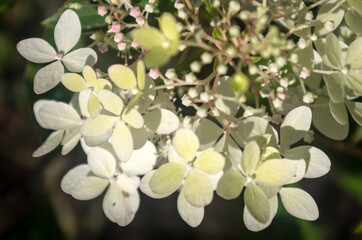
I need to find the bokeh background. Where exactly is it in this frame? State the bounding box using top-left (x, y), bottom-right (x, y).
top-left (1, 0), bottom-right (362, 239)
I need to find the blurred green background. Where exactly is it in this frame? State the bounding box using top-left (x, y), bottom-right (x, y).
top-left (0, 0), bottom-right (362, 239)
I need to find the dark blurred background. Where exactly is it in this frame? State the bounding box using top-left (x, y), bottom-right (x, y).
top-left (0, 0), bottom-right (362, 239)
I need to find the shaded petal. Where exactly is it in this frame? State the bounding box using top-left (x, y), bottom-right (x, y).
top-left (216, 168), bottom-right (246, 200)
top-left (241, 141), bottom-right (260, 176)
top-left (108, 64), bottom-right (137, 90)
top-left (143, 109), bottom-right (179, 134)
top-left (140, 170), bottom-right (173, 199)
top-left (244, 182), bottom-right (270, 223)
top-left (88, 147), bottom-right (116, 179)
top-left (194, 150), bottom-right (225, 175)
top-left (33, 130), bottom-right (64, 157)
top-left (62, 48), bottom-right (97, 72)
top-left (183, 170), bottom-right (213, 207)
top-left (97, 89), bottom-right (124, 115)
top-left (81, 114), bottom-right (116, 137)
top-left (150, 162), bottom-right (186, 195)
top-left (111, 122), bottom-right (133, 162)
top-left (122, 108), bottom-right (144, 129)
top-left (255, 159), bottom-right (296, 187)
top-left (34, 60), bottom-right (64, 94)
top-left (177, 189), bottom-right (204, 227)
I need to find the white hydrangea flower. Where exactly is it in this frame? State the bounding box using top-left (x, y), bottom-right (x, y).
top-left (61, 142), bottom-right (156, 226)
top-left (140, 128), bottom-right (225, 227)
top-left (17, 10), bottom-right (97, 94)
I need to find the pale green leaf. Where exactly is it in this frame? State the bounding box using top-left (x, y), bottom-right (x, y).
top-left (132, 27), bottom-right (163, 49)
top-left (159, 13), bottom-right (179, 41)
top-left (33, 130), bottom-right (64, 157)
top-left (323, 72), bottom-right (345, 103)
top-left (329, 100), bottom-right (349, 125)
top-left (61, 73), bottom-right (87, 92)
top-left (280, 188), bottom-right (319, 221)
top-left (241, 141), bottom-right (260, 176)
top-left (183, 170), bottom-right (214, 207)
top-left (244, 182), bottom-right (270, 223)
top-left (122, 108), bottom-right (144, 129)
top-left (177, 189), bottom-right (204, 227)
top-left (194, 150), bottom-right (225, 174)
top-left (346, 101), bottom-right (362, 125)
top-left (137, 61), bottom-right (145, 90)
top-left (243, 195), bottom-right (278, 232)
top-left (347, 0), bottom-right (362, 15)
top-left (255, 159), bottom-right (296, 187)
top-left (150, 162), bottom-right (186, 194)
top-left (346, 37), bottom-right (362, 69)
top-left (312, 96), bottom-right (349, 140)
top-left (326, 33), bottom-right (342, 69)
top-left (144, 47), bottom-right (171, 68)
top-left (345, 9), bottom-right (362, 36)
top-left (82, 65), bottom-right (97, 85)
top-left (111, 122), bottom-right (133, 162)
top-left (280, 106), bottom-right (312, 147)
top-left (173, 128), bottom-right (199, 161)
top-left (97, 89), bottom-right (124, 115)
top-left (81, 114), bottom-right (116, 137)
top-left (108, 64), bottom-right (137, 90)
top-left (216, 168), bottom-right (246, 200)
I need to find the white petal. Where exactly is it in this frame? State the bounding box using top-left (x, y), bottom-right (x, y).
top-left (173, 128), bottom-right (199, 161)
top-left (280, 106), bottom-right (312, 147)
top-left (88, 147), bottom-right (116, 179)
top-left (54, 9), bottom-right (81, 53)
top-left (168, 145), bottom-right (188, 165)
top-left (61, 164), bottom-right (90, 194)
top-left (140, 170), bottom-right (173, 199)
top-left (17, 38), bottom-right (56, 63)
top-left (177, 189), bottom-right (204, 227)
top-left (62, 48), bottom-right (98, 72)
top-left (33, 100), bottom-right (56, 128)
top-left (102, 175), bottom-right (140, 226)
top-left (243, 195), bottom-right (278, 232)
top-left (122, 141), bottom-right (157, 175)
top-left (78, 89), bottom-right (92, 118)
top-left (244, 182), bottom-right (270, 223)
top-left (280, 188), bottom-right (319, 221)
top-left (112, 122), bottom-right (133, 162)
top-left (215, 76), bottom-right (240, 116)
top-left (183, 170), bottom-right (214, 207)
top-left (34, 60), bottom-right (64, 94)
top-left (97, 89), bottom-right (124, 115)
top-left (33, 130), bottom-right (64, 157)
top-left (61, 132), bottom-right (81, 155)
top-left (283, 146), bottom-right (331, 178)
top-left (71, 176), bottom-right (109, 200)
top-left (241, 141), bottom-right (260, 176)
top-left (39, 102), bottom-right (80, 130)
top-left (143, 109), bottom-right (179, 134)
top-left (255, 159), bottom-right (296, 187)
top-left (81, 114), bottom-right (116, 137)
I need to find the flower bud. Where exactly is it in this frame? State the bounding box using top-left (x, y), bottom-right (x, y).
top-left (231, 71), bottom-right (250, 94)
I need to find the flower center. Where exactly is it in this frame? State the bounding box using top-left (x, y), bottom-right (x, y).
top-left (55, 51), bottom-right (64, 60)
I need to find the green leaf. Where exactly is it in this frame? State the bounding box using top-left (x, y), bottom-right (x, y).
top-left (315, 0), bottom-right (345, 36)
top-left (150, 162), bottom-right (186, 194)
top-left (345, 9), bottom-right (362, 36)
top-left (183, 170), bottom-right (214, 207)
top-left (280, 106), bottom-right (312, 147)
top-left (241, 141), bottom-right (260, 176)
top-left (144, 47), bottom-right (171, 68)
top-left (108, 64), bottom-right (137, 90)
top-left (132, 27), bottom-right (164, 49)
top-left (159, 13), bottom-right (179, 41)
top-left (194, 150), bottom-right (225, 174)
top-left (137, 61), bottom-right (146, 90)
top-left (326, 33), bottom-right (342, 69)
top-left (244, 183), bottom-right (270, 224)
top-left (0, 0), bottom-right (12, 12)
top-left (323, 72), bottom-right (345, 103)
top-left (216, 168), bottom-right (246, 200)
top-left (347, 0), bottom-right (362, 15)
top-left (312, 96), bottom-right (349, 140)
top-left (346, 101), bottom-right (362, 125)
top-left (329, 100), bottom-right (349, 125)
top-left (346, 37), bottom-right (362, 69)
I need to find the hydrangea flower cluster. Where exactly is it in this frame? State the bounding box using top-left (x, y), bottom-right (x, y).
top-left (17, 0), bottom-right (362, 231)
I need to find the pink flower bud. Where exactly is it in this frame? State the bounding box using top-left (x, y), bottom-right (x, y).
top-left (130, 7), bottom-right (141, 18)
top-left (149, 69), bottom-right (160, 79)
top-left (107, 22), bottom-right (121, 33)
top-left (117, 42), bottom-right (126, 51)
top-left (113, 33), bottom-right (124, 43)
top-left (98, 6), bottom-right (107, 17)
top-left (136, 16), bottom-right (145, 25)
top-left (131, 41), bottom-right (139, 48)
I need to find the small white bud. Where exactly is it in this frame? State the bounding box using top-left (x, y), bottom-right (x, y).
top-left (174, 0), bottom-right (185, 9)
top-left (182, 95), bottom-right (193, 107)
top-left (269, 63), bottom-right (279, 73)
top-left (325, 21), bottom-right (335, 32)
top-left (248, 65), bottom-right (258, 75)
top-left (217, 65), bottom-right (228, 75)
top-left (201, 52), bottom-right (213, 64)
top-left (226, 47), bottom-right (237, 57)
top-left (229, 1), bottom-right (240, 12)
top-left (196, 107), bottom-right (208, 118)
top-left (200, 92), bottom-right (211, 102)
top-left (185, 73), bottom-right (196, 83)
top-left (105, 16), bottom-right (112, 24)
top-left (303, 92), bottom-right (315, 104)
top-left (178, 43), bottom-right (187, 51)
top-left (299, 67), bottom-right (310, 79)
top-left (239, 10), bottom-right (249, 21)
top-left (229, 25), bottom-right (240, 37)
top-left (145, 4), bottom-right (154, 13)
top-left (212, 0), bottom-right (220, 8)
top-left (190, 61), bottom-right (202, 73)
top-left (188, 87), bottom-right (199, 99)
top-left (165, 68), bottom-right (177, 80)
top-left (310, 34), bottom-right (318, 41)
top-left (305, 11), bottom-right (313, 21)
top-left (178, 9), bottom-right (188, 20)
